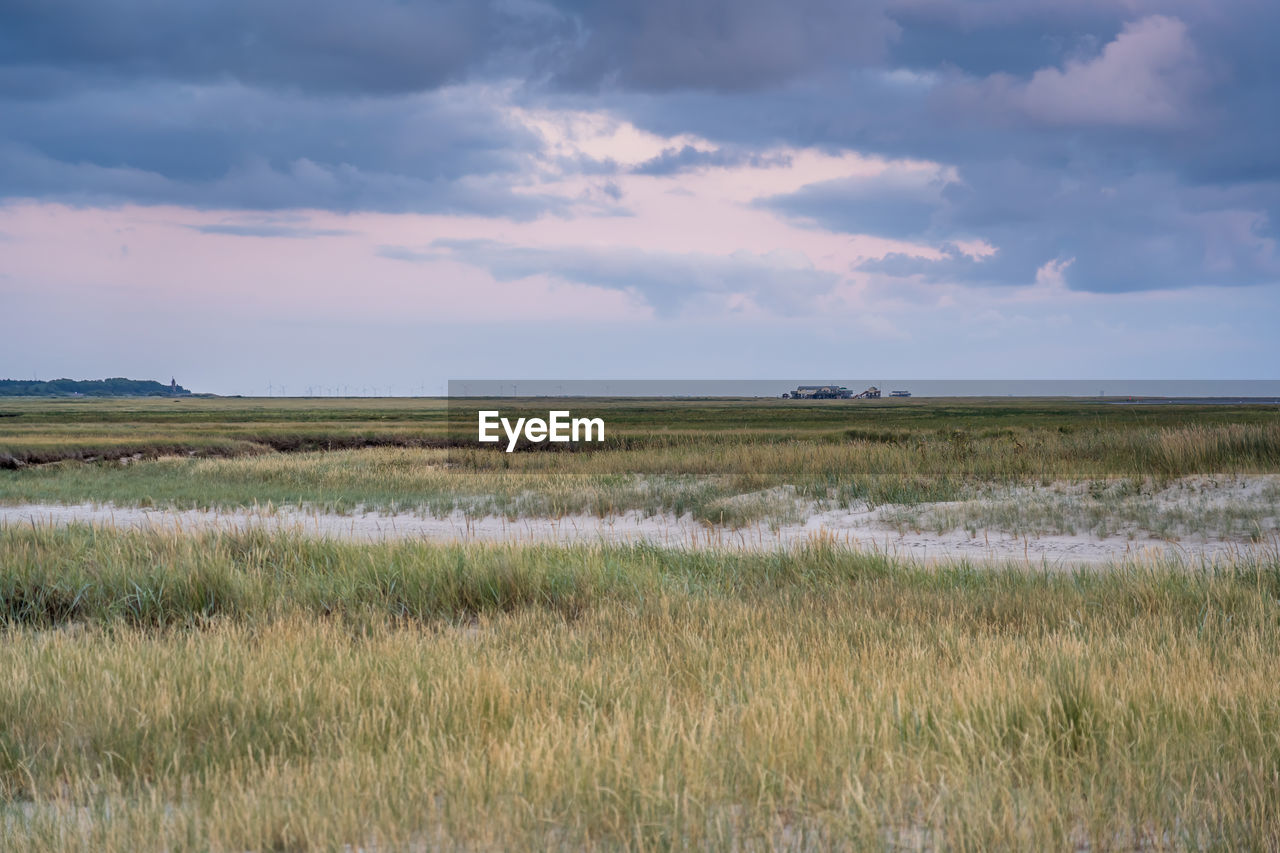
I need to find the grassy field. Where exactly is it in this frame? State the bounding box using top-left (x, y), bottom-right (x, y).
top-left (2, 525), bottom-right (1279, 850)
top-left (3, 397), bottom-right (1280, 526)
top-left (3, 398), bottom-right (1280, 849)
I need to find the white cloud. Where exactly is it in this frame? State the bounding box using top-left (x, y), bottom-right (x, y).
top-left (982, 16), bottom-right (1204, 126)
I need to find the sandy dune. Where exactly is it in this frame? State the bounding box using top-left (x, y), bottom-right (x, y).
top-left (1, 500), bottom-right (1270, 566)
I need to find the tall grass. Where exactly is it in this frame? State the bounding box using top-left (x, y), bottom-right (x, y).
top-left (2, 526), bottom-right (1279, 849)
top-left (1147, 423), bottom-right (1280, 474)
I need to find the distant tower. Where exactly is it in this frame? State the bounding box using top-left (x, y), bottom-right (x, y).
top-left (169, 377), bottom-right (178, 395)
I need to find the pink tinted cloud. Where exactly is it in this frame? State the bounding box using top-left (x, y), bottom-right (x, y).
top-left (957, 15), bottom-right (1205, 127)
top-left (0, 204), bottom-right (647, 323)
top-left (1022, 16), bottom-right (1202, 125)
top-left (1, 110), bottom-right (955, 327)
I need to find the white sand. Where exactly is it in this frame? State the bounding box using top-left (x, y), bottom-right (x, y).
top-left (1, 500), bottom-right (1269, 566)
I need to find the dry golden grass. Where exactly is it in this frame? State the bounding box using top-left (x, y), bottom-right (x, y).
top-left (1, 526), bottom-right (1278, 850)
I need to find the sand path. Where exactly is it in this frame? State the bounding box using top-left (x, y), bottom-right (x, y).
top-left (1, 501), bottom-right (1269, 566)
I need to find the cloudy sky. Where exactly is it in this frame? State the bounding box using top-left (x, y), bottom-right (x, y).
top-left (2, 0), bottom-right (1277, 394)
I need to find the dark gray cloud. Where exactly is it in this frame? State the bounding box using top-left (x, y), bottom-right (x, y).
top-left (631, 145), bottom-right (792, 176)
top-left (0, 1), bottom-right (565, 214)
top-left (6, 81), bottom-right (536, 183)
top-left (885, 0), bottom-right (1126, 77)
top-left (853, 164), bottom-right (1280, 292)
top-left (757, 166), bottom-right (950, 239)
top-left (582, 4), bottom-right (1280, 293)
top-left (0, 0), bottom-right (535, 95)
top-left (548, 0), bottom-right (898, 91)
top-left (0, 82), bottom-right (565, 216)
top-left (0, 0), bottom-right (897, 96)
top-left (2, 0), bottom-right (1278, 296)
top-left (601, 3), bottom-right (1280, 188)
top-left (189, 220), bottom-right (353, 239)
top-left (0, 138), bottom-right (568, 219)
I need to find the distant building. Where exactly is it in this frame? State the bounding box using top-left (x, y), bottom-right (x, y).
top-left (794, 385), bottom-right (853, 399)
top-left (788, 384), bottom-right (883, 400)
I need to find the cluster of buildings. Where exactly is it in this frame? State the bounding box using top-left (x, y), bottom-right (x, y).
top-left (782, 385), bottom-right (911, 399)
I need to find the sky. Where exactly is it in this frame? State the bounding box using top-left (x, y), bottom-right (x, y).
top-left (1, 0), bottom-right (1278, 395)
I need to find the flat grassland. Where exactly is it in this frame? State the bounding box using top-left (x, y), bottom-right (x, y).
top-left (2, 397), bottom-right (1280, 850)
top-left (3, 396), bottom-right (1279, 526)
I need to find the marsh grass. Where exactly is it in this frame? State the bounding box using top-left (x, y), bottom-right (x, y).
top-left (0, 396), bottom-right (451, 468)
top-left (2, 526), bottom-right (1280, 849)
top-left (3, 399), bottom-right (1279, 530)
top-left (3, 400), bottom-right (1280, 849)
top-left (882, 476), bottom-right (1280, 541)
top-left (4, 421), bottom-right (1280, 527)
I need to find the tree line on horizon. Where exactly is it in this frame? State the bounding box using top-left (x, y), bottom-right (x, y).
top-left (0, 378), bottom-right (191, 397)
